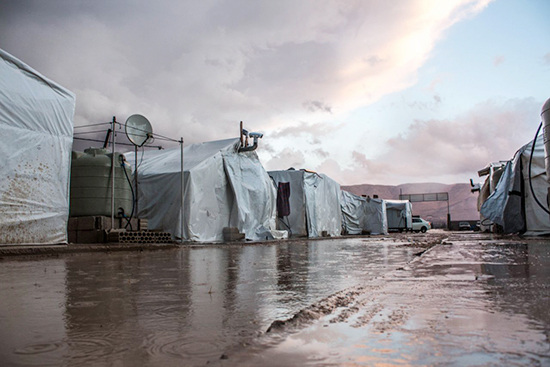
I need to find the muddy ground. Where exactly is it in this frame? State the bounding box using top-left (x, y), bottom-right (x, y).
top-left (0, 231), bottom-right (548, 366)
top-left (226, 231), bottom-right (550, 366)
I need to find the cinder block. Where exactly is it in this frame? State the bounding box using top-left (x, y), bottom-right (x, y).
top-left (77, 229), bottom-right (106, 244)
top-left (223, 232), bottom-right (245, 242)
top-left (107, 230), bottom-right (122, 243)
top-left (77, 216), bottom-right (97, 231)
top-left (96, 216), bottom-right (113, 230)
top-left (223, 227), bottom-right (240, 235)
top-left (129, 218), bottom-right (138, 230)
top-left (68, 217), bottom-right (79, 231)
top-left (68, 230), bottom-right (77, 243)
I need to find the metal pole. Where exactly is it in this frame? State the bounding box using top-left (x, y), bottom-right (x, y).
top-left (134, 145), bottom-right (138, 217)
top-left (111, 116), bottom-right (116, 230)
top-left (180, 137), bottom-right (184, 243)
top-left (447, 198), bottom-right (451, 230)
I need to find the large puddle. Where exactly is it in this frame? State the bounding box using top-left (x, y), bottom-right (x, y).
top-left (0, 238), bottom-right (419, 366)
top-left (230, 236), bottom-right (550, 366)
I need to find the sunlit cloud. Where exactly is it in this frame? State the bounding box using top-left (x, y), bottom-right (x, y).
top-left (314, 98), bottom-right (542, 185)
top-left (0, 0), bottom-right (496, 184)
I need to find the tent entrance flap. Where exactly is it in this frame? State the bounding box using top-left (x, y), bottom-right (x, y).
top-left (277, 182), bottom-right (291, 218)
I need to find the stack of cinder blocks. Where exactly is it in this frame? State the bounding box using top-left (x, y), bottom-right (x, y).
top-left (223, 227), bottom-right (245, 242)
top-left (68, 216), bottom-right (148, 244)
top-left (112, 230), bottom-right (172, 244)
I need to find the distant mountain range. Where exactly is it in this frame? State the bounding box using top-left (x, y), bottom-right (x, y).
top-left (341, 182), bottom-right (479, 226)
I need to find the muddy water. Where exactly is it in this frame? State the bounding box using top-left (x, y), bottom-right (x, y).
top-left (0, 238), bottom-right (419, 366)
top-left (233, 235), bottom-right (550, 366)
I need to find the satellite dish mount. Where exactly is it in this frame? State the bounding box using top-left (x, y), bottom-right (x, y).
top-left (125, 114), bottom-right (153, 147)
top-left (125, 114), bottom-right (153, 217)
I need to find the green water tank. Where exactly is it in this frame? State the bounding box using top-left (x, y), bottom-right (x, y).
top-left (70, 148), bottom-right (133, 217)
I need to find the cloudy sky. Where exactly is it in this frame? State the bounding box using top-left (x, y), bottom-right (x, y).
top-left (1, 0), bottom-right (549, 185)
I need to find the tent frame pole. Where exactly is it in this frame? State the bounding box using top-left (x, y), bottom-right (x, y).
top-left (180, 138), bottom-right (184, 243)
top-left (111, 116), bottom-right (116, 230)
top-left (134, 145), bottom-right (138, 216)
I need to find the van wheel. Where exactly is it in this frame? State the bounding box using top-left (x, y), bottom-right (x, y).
top-left (421, 227), bottom-right (427, 233)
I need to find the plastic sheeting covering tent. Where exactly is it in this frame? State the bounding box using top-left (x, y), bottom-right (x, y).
top-left (0, 49), bottom-right (76, 244)
top-left (480, 134), bottom-right (550, 235)
top-left (340, 190), bottom-right (388, 235)
top-left (385, 200), bottom-right (413, 231)
top-left (268, 169), bottom-right (342, 238)
top-left (126, 138), bottom-right (277, 242)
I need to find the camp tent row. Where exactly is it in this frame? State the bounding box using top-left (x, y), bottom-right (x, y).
top-left (478, 134), bottom-right (550, 235)
top-left (0, 48), bottom-right (394, 244)
top-left (131, 160), bottom-right (399, 240)
top-left (129, 151), bottom-right (388, 241)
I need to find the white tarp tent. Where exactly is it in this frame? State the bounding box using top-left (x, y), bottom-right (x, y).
top-left (340, 190), bottom-right (388, 235)
top-left (268, 169), bottom-right (342, 238)
top-left (126, 138), bottom-right (277, 242)
top-left (480, 134), bottom-right (550, 235)
top-left (385, 200), bottom-right (413, 231)
top-left (0, 49), bottom-right (76, 244)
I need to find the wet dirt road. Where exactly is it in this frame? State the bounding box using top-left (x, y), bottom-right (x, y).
top-left (228, 232), bottom-right (550, 366)
top-left (0, 237), bottom-right (426, 366)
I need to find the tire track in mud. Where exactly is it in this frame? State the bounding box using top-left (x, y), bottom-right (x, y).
top-left (265, 284), bottom-right (379, 334)
top-left (265, 234), bottom-right (445, 334)
top-left (216, 235), bottom-right (447, 364)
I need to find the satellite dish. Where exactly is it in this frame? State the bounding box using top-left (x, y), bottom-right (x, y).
top-left (125, 114), bottom-right (152, 147)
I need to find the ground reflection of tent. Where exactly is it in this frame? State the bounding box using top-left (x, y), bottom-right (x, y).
top-left (480, 134), bottom-right (550, 235)
top-left (340, 191), bottom-right (388, 235)
top-left (0, 49), bottom-right (76, 244)
top-left (126, 138), bottom-right (277, 242)
top-left (268, 169), bottom-right (342, 238)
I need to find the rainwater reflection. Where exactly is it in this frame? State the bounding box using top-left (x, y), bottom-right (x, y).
top-left (0, 238), bottom-right (416, 366)
top-left (228, 239), bottom-right (550, 366)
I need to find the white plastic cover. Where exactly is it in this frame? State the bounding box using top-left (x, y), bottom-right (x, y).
top-left (480, 160), bottom-right (520, 232)
top-left (0, 49), bottom-right (75, 244)
top-left (340, 190), bottom-right (388, 235)
top-left (269, 170), bottom-right (342, 238)
top-left (481, 134), bottom-right (550, 234)
top-left (223, 152), bottom-right (277, 240)
top-left (385, 200), bottom-right (413, 230)
top-left (126, 138), bottom-right (277, 242)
